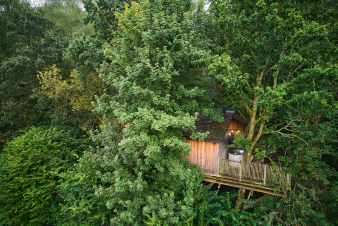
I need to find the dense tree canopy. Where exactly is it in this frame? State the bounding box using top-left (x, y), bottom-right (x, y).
top-left (60, 1), bottom-right (216, 225)
top-left (0, 127), bottom-right (87, 225)
top-left (0, 0), bottom-right (337, 225)
top-left (40, 0), bottom-right (94, 37)
top-left (209, 0), bottom-right (337, 159)
top-left (208, 0), bottom-right (338, 218)
top-left (0, 0), bottom-right (66, 144)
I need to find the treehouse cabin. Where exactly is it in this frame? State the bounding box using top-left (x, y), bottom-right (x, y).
top-left (187, 110), bottom-right (290, 196)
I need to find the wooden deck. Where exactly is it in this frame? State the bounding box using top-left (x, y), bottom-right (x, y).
top-left (204, 175), bottom-right (280, 196)
top-left (187, 140), bottom-right (291, 195)
top-left (206, 159), bottom-right (290, 196)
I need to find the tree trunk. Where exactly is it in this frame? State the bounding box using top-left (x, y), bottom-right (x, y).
top-left (235, 72), bottom-right (263, 210)
top-left (235, 188), bottom-right (246, 210)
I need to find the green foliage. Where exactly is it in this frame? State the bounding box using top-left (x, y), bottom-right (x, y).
top-left (59, 0), bottom-right (218, 225)
top-left (209, 0), bottom-right (338, 223)
top-left (253, 186), bottom-right (334, 226)
top-left (0, 0), bottom-right (337, 225)
top-left (209, 0), bottom-right (337, 122)
top-left (0, 127), bottom-right (87, 226)
top-left (230, 135), bottom-right (250, 151)
top-left (34, 65), bottom-right (102, 131)
top-left (83, 0), bottom-right (131, 40)
top-left (65, 36), bottom-right (104, 76)
top-left (58, 147), bottom-right (115, 226)
top-left (40, 0), bottom-right (94, 37)
top-left (0, 0), bottom-right (67, 144)
top-left (192, 188), bottom-right (265, 226)
top-left (270, 66), bottom-right (337, 224)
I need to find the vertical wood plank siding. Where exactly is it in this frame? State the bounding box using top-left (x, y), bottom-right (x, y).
top-left (187, 140), bottom-right (220, 175)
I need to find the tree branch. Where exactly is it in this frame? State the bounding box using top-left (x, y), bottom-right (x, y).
top-left (247, 121), bottom-right (265, 162)
top-left (247, 72), bottom-right (264, 141)
top-left (288, 63), bottom-right (304, 79)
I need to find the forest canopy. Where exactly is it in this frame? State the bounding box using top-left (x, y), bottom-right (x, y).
top-left (0, 0), bottom-right (337, 225)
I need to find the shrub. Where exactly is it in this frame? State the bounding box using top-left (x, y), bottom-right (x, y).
top-left (0, 127), bottom-right (87, 226)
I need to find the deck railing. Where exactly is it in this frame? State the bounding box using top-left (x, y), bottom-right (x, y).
top-left (187, 140), bottom-right (291, 192)
top-left (219, 159), bottom-right (291, 190)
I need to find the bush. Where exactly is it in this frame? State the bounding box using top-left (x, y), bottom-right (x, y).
top-left (191, 187), bottom-right (264, 226)
top-left (0, 127), bottom-right (87, 226)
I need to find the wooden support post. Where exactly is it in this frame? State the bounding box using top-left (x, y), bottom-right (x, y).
top-left (218, 154), bottom-right (220, 176)
top-left (247, 190), bottom-right (254, 200)
top-left (263, 164), bottom-right (267, 186)
top-left (239, 164), bottom-right (242, 181)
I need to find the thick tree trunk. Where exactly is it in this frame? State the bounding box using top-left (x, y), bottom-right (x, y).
top-left (235, 72), bottom-right (264, 210)
top-left (235, 188), bottom-right (246, 210)
top-left (247, 95), bottom-right (257, 142)
top-left (245, 72), bottom-right (264, 161)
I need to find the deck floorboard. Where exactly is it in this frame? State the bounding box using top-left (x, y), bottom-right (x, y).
top-left (204, 174), bottom-right (285, 196)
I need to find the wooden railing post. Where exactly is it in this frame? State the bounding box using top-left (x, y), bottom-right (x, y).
top-left (263, 164), bottom-right (267, 185)
top-left (286, 174), bottom-right (291, 190)
top-left (239, 163), bottom-right (242, 181)
top-left (218, 156), bottom-right (220, 176)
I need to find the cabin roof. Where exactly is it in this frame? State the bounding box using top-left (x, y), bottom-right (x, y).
top-left (224, 109), bottom-right (247, 125)
top-left (196, 117), bottom-right (225, 141)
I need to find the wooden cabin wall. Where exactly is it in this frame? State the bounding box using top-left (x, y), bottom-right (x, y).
top-left (187, 140), bottom-right (220, 175)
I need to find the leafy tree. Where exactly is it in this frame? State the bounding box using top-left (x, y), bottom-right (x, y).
top-left (259, 66), bottom-right (338, 225)
top-left (208, 0), bottom-right (338, 210)
top-left (0, 0), bottom-right (336, 225)
top-left (34, 65), bottom-right (103, 132)
top-left (0, 0), bottom-right (67, 145)
top-left (65, 35), bottom-right (105, 76)
top-left (83, 0), bottom-right (131, 40)
top-left (252, 186), bottom-right (334, 226)
top-left (40, 0), bottom-right (94, 37)
top-left (192, 188), bottom-right (266, 226)
top-left (59, 0), bottom-right (220, 225)
top-left (0, 127), bottom-right (87, 226)
top-left (209, 0), bottom-right (337, 161)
